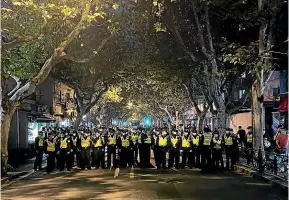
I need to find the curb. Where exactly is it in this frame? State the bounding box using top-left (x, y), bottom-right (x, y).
top-left (1, 171), bottom-right (29, 185)
top-left (234, 165), bottom-right (288, 197)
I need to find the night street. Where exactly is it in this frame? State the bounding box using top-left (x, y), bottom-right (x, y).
top-left (1, 167), bottom-right (286, 200)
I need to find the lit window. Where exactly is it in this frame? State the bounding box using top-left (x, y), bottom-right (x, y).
top-left (239, 89), bottom-right (245, 99)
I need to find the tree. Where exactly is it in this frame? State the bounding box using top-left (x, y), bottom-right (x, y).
top-left (1, 0), bottom-right (118, 175)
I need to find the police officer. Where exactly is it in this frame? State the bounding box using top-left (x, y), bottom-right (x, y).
top-left (71, 131), bottom-right (79, 168)
top-left (130, 129), bottom-right (139, 165)
top-left (57, 132), bottom-right (72, 171)
top-left (223, 128), bottom-right (234, 170)
top-left (168, 130), bottom-right (180, 169)
top-left (34, 131), bottom-right (45, 171)
top-left (245, 126), bottom-right (253, 164)
top-left (212, 131), bottom-right (224, 170)
top-left (201, 130), bottom-right (213, 170)
top-left (79, 131), bottom-right (91, 170)
top-left (107, 129), bottom-right (117, 169)
top-left (44, 133), bottom-right (56, 174)
top-left (191, 131), bottom-right (201, 168)
top-left (152, 129), bottom-right (160, 168)
top-left (119, 130), bottom-right (133, 168)
top-left (156, 130), bottom-right (168, 169)
top-left (91, 131), bottom-right (105, 169)
top-left (138, 128), bottom-right (145, 168)
top-left (180, 130), bottom-right (192, 168)
top-left (143, 130), bottom-right (152, 168)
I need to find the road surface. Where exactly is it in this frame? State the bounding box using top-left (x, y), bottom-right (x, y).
top-left (1, 167), bottom-right (286, 200)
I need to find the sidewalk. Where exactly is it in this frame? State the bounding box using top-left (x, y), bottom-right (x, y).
top-left (233, 165), bottom-right (288, 197)
top-left (1, 156), bottom-right (47, 185)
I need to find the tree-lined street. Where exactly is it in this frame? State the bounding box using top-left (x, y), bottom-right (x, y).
top-left (2, 167), bottom-right (286, 200)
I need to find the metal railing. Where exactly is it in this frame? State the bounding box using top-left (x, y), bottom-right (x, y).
top-left (237, 147), bottom-right (288, 181)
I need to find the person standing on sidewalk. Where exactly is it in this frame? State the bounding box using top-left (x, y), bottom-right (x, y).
top-left (237, 126), bottom-right (246, 147)
top-left (91, 131), bottom-right (105, 169)
top-left (57, 132), bottom-right (72, 171)
top-left (107, 129), bottom-right (117, 169)
top-left (180, 130), bottom-right (192, 169)
top-left (223, 128), bottom-right (234, 170)
top-left (79, 131), bottom-right (92, 170)
top-left (44, 133), bottom-right (56, 174)
top-left (168, 130), bottom-right (180, 169)
top-left (156, 130), bottom-right (168, 169)
top-left (191, 131), bottom-right (201, 168)
top-left (212, 131), bottom-right (224, 170)
top-left (34, 131), bottom-right (45, 172)
top-left (245, 126), bottom-right (253, 164)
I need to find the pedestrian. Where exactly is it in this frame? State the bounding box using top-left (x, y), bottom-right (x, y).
top-left (168, 130), bottom-right (180, 169)
top-left (34, 131), bottom-right (44, 172)
top-left (44, 133), bottom-right (56, 174)
top-left (237, 126), bottom-right (246, 147)
top-left (245, 126), bottom-right (253, 164)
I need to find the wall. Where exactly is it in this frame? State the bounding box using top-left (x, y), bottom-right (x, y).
top-left (230, 112), bottom-right (252, 133)
top-left (8, 110), bottom-right (29, 150)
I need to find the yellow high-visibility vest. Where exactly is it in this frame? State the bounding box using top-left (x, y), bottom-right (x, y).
top-left (60, 138), bottom-right (68, 149)
top-left (224, 136), bottom-right (233, 145)
top-left (73, 138), bottom-right (77, 146)
top-left (213, 138), bottom-right (222, 149)
top-left (108, 136), bottom-right (116, 145)
top-left (138, 135), bottom-right (142, 143)
top-left (39, 139), bottom-right (43, 147)
top-left (94, 139), bottom-right (102, 147)
top-left (47, 141), bottom-right (55, 152)
top-left (131, 135), bottom-right (138, 142)
top-left (122, 138), bottom-right (129, 147)
top-left (182, 137), bottom-right (190, 148)
top-left (145, 137), bottom-right (151, 144)
top-left (192, 136), bottom-right (199, 146)
top-left (203, 133), bottom-right (212, 146)
top-left (171, 137), bottom-right (178, 147)
top-left (247, 134), bottom-right (253, 143)
top-left (81, 137), bottom-right (90, 148)
top-left (159, 137), bottom-right (167, 147)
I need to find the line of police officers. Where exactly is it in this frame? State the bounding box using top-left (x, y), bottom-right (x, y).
top-left (34, 126), bottom-right (254, 174)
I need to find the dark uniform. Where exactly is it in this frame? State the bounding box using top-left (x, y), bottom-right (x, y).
top-left (180, 133), bottom-right (192, 168)
top-left (107, 132), bottom-right (117, 168)
top-left (211, 133), bottom-right (224, 169)
top-left (143, 132), bottom-right (152, 168)
top-left (71, 132), bottom-right (80, 167)
top-left (156, 132), bottom-right (168, 169)
top-left (223, 129), bottom-right (234, 169)
top-left (119, 133), bottom-right (133, 168)
top-left (130, 131), bottom-right (139, 165)
top-left (78, 134), bottom-right (91, 170)
top-left (245, 127), bottom-right (253, 164)
top-left (191, 132), bottom-right (201, 168)
top-left (152, 132), bottom-right (160, 168)
top-left (44, 135), bottom-right (56, 173)
top-left (34, 133), bottom-right (44, 171)
top-left (57, 134), bottom-right (72, 171)
top-left (201, 131), bottom-right (212, 169)
top-left (91, 134), bottom-right (105, 169)
top-left (168, 132), bottom-right (180, 169)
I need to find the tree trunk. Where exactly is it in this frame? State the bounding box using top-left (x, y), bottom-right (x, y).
top-left (1, 100), bottom-right (19, 176)
top-left (74, 113), bottom-right (83, 130)
top-left (197, 114), bottom-right (205, 132)
top-left (216, 106), bottom-right (226, 135)
top-left (252, 83), bottom-right (263, 152)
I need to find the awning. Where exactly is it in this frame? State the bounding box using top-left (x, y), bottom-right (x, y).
top-left (278, 95), bottom-right (288, 112)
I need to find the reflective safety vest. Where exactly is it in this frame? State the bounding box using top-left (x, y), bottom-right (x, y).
top-left (247, 134), bottom-right (253, 143)
top-left (224, 135), bottom-right (233, 145)
top-left (131, 135), bottom-right (138, 142)
top-left (203, 133), bottom-right (212, 146)
top-left (192, 136), bottom-right (199, 146)
top-left (171, 137), bottom-right (178, 147)
top-left (159, 137), bottom-right (167, 147)
top-left (47, 141), bottom-right (55, 152)
top-left (94, 139), bottom-right (102, 147)
top-left (145, 136), bottom-right (151, 144)
top-left (60, 138), bottom-right (68, 149)
top-left (39, 139), bottom-right (43, 147)
top-left (72, 138), bottom-right (77, 146)
top-left (108, 136), bottom-right (116, 145)
top-left (81, 137), bottom-right (90, 148)
top-left (121, 137), bottom-right (130, 147)
top-left (213, 138), bottom-right (222, 149)
top-left (182, 137), bottom-right (190, 148)
top-left (138, 135), bottom-right (142, 143)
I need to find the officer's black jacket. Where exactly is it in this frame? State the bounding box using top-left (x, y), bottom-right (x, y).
top-left (34, 136), bottom-right (44, 152)
top-left (168, 136), bottom-right (181, 149)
